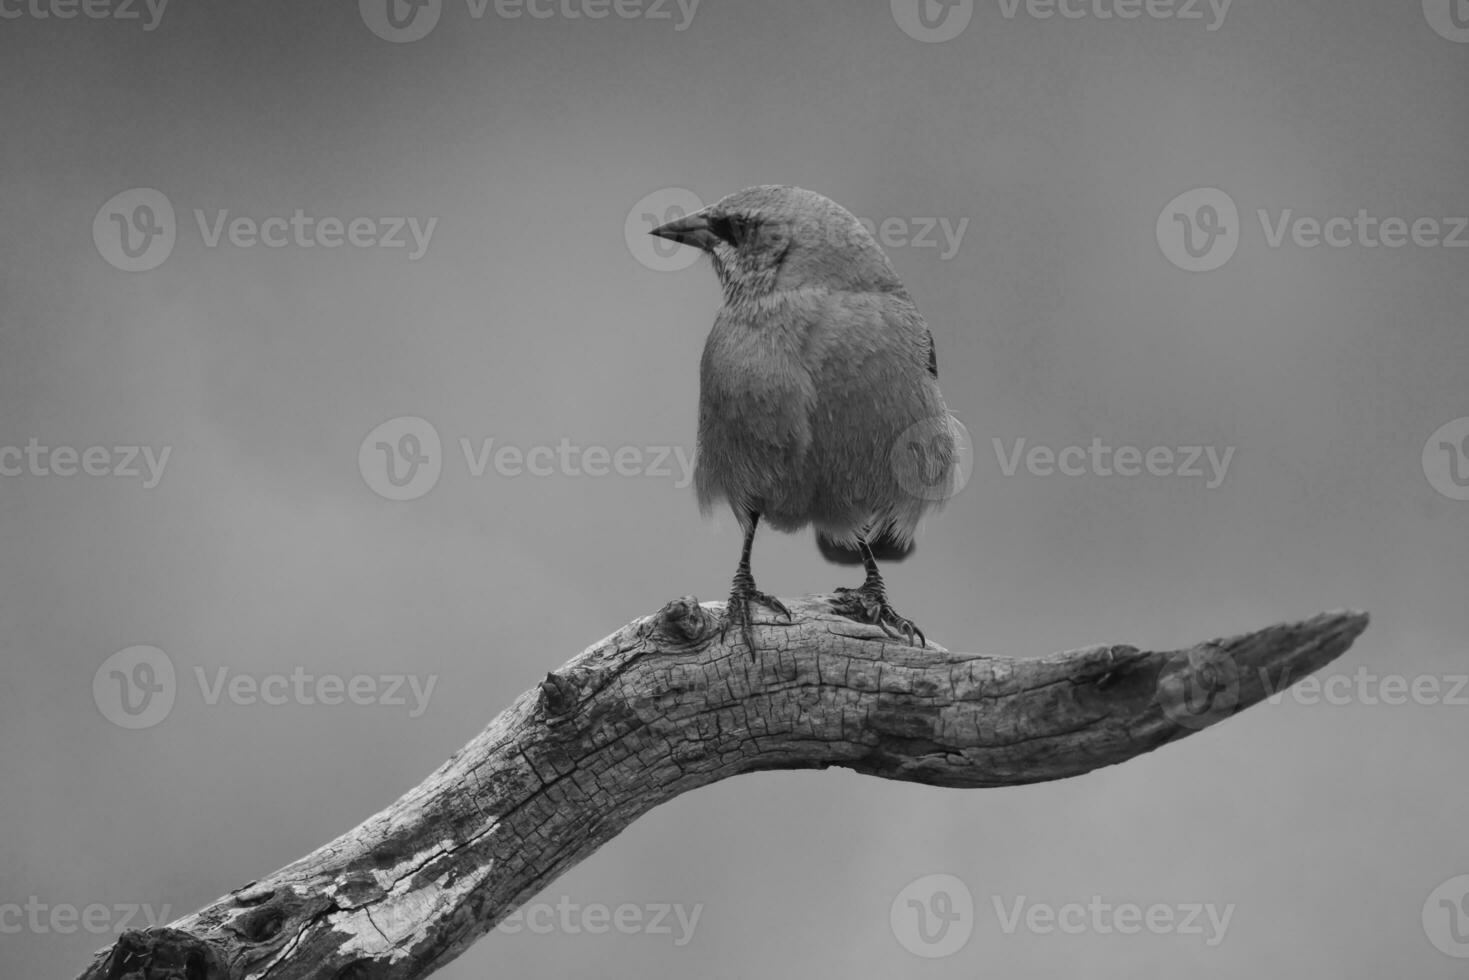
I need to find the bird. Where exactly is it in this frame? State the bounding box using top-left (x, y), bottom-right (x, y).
top-left (650, 185), bottom-right (958, 650)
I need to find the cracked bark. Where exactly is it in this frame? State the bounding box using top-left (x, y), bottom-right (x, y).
top-left (76, 597), bottom-right (1369, 980)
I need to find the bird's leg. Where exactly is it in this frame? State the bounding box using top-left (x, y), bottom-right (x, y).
top-left (721, 511), bottom-right (792, 655)
top-left (832, 534), bottom-right (927, 647)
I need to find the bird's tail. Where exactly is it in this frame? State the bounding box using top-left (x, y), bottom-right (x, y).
top-left (817, 528), bottom-right (916, 565)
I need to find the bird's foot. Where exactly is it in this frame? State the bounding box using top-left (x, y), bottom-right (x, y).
top-left (831, 585), bottom-right (927, 647)
top-left (720, 578), bottom-right (791, 656)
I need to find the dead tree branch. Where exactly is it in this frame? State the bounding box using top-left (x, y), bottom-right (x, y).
top-left (78, 598), bottom-right (1369, 980)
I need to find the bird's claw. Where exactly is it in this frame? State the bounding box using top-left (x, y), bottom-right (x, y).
top-left (832, 586), bottom-right (927, 647)
top-left (721, 587), bottom-right (791, 657)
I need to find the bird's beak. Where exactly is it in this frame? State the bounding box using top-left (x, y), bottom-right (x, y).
top-left (649, 209), bottom-right (719, 252)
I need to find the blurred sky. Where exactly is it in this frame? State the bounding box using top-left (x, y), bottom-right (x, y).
top-left (2, 1), bottom-right (1467, 977)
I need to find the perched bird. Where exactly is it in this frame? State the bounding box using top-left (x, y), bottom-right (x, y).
top-left (651, 185), bottom-right (957, 649)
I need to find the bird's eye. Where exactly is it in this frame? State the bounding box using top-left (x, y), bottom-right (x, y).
top-left (709, 213), bottom-right (748, 247)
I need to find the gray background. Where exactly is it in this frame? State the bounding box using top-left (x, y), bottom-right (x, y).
top-left (3, 0), bottom-right (1467, 976)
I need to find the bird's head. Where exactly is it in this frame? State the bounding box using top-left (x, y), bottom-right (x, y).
top-left (650, 186), bottom-right (903, 303)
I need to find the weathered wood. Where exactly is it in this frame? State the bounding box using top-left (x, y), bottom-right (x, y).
top-left (77, 597), bottom-right (1368, 980)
